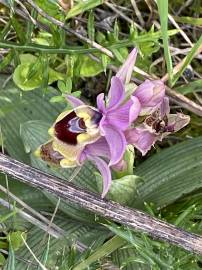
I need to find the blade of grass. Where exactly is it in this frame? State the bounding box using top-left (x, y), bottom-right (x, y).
top-left (157, 0), bottom-right (173, 84)
top-left (21, 235), bottom-right (48, 270)
top-left (72, 236), bottom-right (125, 270)
top-left (173, 16), bottom-right (202, 26)
top-left (172, 34), bottom-right (202, 86)
top-left (65, 0), bottom-right (103, 19)
top-left (4, 244), bottom-right (15, 270)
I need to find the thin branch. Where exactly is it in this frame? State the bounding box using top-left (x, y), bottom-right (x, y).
top-left (1, 153), bottom-right (202, 255)
top-left (0, 197), bottom-right (61, 238)
top-left (105, 2), bottom-right (144, 31)
top-left (25, 0), bottom-right (114, 58)
top-left (130, 0), bottom-right (145, 27)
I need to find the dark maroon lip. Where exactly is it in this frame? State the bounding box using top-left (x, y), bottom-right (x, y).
top-left (54, 111), bottom-right (86, 145)
top-left (54, 110), bottom-right (102, 145)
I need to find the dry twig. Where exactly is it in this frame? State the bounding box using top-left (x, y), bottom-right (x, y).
top-left (1, 153), bottom-right (202, 255)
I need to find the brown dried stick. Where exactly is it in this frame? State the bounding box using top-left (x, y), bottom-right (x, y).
top-left (0, 153), bottom-right (202, 255)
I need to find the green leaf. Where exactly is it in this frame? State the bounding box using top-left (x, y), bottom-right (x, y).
top-left (87, 10), bottom-right (95, 41)
top-left (13, 54), bottom-right (64, 91)
top-left (14, 217), bottom-right (107, 270)
top-left (101, 54), bottom-right (110, 73)
top-left (173, 16), bottom-right (202, 26)
top-left (0, 50), bottom-right (14, 71)
top-left (0, 75), bottom-right (64, 162)
top-left (0, 241), bottom-right (8, 249)
top-left (4, 243), bottom-right (15, 270)
top-left (172, 34), bottom-right (202, 86)
top-left (73, 236), bottom-right (125, 270)
top-left (49, 95), bottom-right (66, 103)
top-left (0, 253), bottom-right (6, 266)
top-left (66, 0), bottom-right (103, 19)
top-left (175, 79), bottom-right (202, 95)
top-left (35, 0), bottom-right (62, 19)
top-left (78, 55), bottom-right (105, 77)
top-left (96, 174), bottom-right (139, 206)
top-left (157, 0), bottom-right (173, 84)
top-left (133, 137), bottom-right (202, 208)
top-left (7, 232), bottom-right (26, 252)
top-left (10, 16), bottom-right (25, 43)
top-left (58, 78), bottom-right (72, 93)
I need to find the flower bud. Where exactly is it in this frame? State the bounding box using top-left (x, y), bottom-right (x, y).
top-left (134, 80), bottom-right (165, 115)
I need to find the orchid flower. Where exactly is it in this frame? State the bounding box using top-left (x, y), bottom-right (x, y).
top-left (36, 48), bottom-right (190, 198)
top-left (36, 49), bottom-right (140, 197)
top-left (125, 97), bottom-right (190, 155)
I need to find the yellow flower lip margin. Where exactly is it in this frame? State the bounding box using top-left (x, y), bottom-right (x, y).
top-left (36, 105), bottom-right (102, 168)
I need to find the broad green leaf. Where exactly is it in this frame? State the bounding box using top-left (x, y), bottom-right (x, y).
top-left (133, 137), bottom-right (202, 208)
top-left (78, 55), bottom-right (106, 77)
top-left (96, 174), bottom-right (139, 206)
top-left (19, 53), bottom-right (37, 64)
top-left (0, 75), bottom-right (65, 211)
top-left (13, 54), bottom-right (64, 91)
top-left (0, 75), bottom-right (64, 162)
top-left (35, 0), bottom-right (62, 19)
top-left (14, 217), bottom-right (107, 270)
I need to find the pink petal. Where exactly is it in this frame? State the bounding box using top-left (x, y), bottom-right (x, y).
top-left (133, 80), bottom-right (165, 115)
top-left (65, 95), bottom-right (84, 108)
top-left (116, 48), bottom-right (138, 84)
top-left (112, 159), bottom-right (127, 172)
top-left (125, 127), bottom-right (157, 156)
top-left (106, 97), bottom-right (141, 130)
top-left (84, 137), bottom-right (110, 158)
top-left (87, 155), bottom-right (112, 198)
top-left (96, 93), bottom-right (106, 113)
top-left (160, 97), bottom-right (170, 118)
top-left (102, 124), bottom-right (126, 166)
top-left (107, 76), bottom-right (125, 111)
top-left (129, 96), bottom-right (141, 123)
top-left (134, 80), bottom-right (155, 104)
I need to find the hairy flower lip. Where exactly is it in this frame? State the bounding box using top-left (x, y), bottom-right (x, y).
top-left (125, 97), bottom-right (190, 156)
